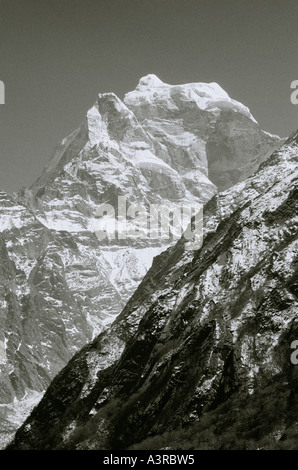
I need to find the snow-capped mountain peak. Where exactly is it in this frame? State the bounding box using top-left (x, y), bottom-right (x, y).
top-left (0, 75), bottom-right (284, 446)
top-left (125, 74), bottom-right (255, 123)
top-left (136, 73), bottom-right (166, 90)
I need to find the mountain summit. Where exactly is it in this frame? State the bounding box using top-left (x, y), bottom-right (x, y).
top-left (135, 73), bottom-right (165, 89)
top-left (0, 76), bottom-right (283, 446)
top-left (124, 75), bottom-right (282, 191)
top-left (128, 73), bottom-right (252, 118)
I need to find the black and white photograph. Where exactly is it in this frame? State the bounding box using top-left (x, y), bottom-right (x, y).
top-left (0, 0), bottom-right (297, 456)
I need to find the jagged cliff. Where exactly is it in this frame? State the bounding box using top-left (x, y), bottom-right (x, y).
top-left (7, 130), bottom-right (297, 450)
top-left (0, 75), bottom-right (282, 446)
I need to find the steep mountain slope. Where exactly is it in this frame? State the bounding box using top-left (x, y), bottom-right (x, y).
top-left (7, 130), bottom-right (297, 450)
top-left (0, 75), bottom-right (282, 446)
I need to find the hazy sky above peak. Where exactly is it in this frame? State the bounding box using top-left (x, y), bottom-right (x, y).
top-left (0, 0), bottom-right (297, 193)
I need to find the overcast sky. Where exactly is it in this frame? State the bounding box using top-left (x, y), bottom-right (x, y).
top-left (0, 0), bottom-right (297, 193)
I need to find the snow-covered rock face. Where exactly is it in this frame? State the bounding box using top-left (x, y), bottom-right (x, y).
top-left (0, 75), bottom-right (283, 444)
top-left (124, 74), bottom-right (282, 191)
top-left (7, 131), bottom-right (298, 451)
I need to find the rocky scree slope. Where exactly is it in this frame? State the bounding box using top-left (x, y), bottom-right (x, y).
top-left (7, 129), bottom-right (297, 450)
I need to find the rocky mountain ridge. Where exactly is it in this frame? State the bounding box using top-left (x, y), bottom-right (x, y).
top-left (7, 129), bottom-right (297, 450)
top-left (0, 75), bottom-right (282, 446)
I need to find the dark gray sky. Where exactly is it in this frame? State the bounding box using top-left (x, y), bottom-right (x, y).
top-left (0, 0), bottom-right (297, 193)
